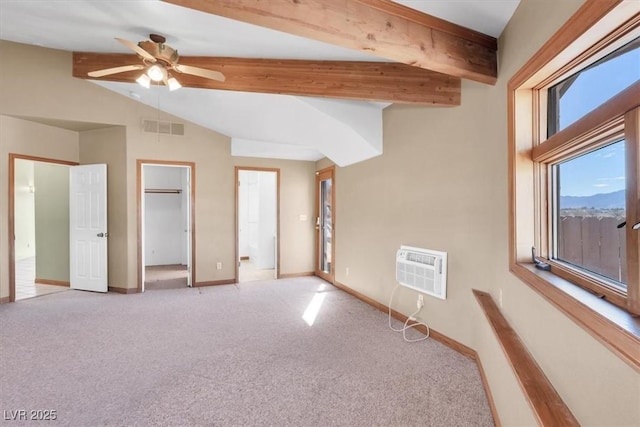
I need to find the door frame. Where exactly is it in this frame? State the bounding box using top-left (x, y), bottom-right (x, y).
top-left (315, 166), bottom-right (335, 283)
top-left (8, 153), bottom-right (78, 303)
top-left (234, 166), bottom-right (281, 283)
top-left (137, 160), bottom-right (196, 292)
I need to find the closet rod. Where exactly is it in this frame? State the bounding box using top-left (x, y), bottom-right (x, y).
top-left (144, 189), bottom-right (182, 194)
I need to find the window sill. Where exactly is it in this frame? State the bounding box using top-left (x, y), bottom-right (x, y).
top-left (511, 262), bottom-right (640, 372)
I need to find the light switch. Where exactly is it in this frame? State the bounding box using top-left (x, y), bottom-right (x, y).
top-left (299, 214), bottom-right (308, 221)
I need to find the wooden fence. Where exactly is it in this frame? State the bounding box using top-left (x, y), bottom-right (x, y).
top-left (558, 216), bottom-right (627, 283)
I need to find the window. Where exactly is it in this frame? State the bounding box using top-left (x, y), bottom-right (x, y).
top-left (532, 33), bottom-right (638, 309)
top-left (509, 1), bottom-right (639, 371)
top-left (547, 37), bottom-right (640, 136)
top-left (553, 139), bottom-right (628, 289)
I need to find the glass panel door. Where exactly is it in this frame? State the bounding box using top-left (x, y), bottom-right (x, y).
top-left (316, 168), bottom-right (334, 282)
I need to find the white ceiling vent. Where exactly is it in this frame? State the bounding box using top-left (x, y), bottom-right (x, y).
top-left (142, 119), bottom-right (185, 136)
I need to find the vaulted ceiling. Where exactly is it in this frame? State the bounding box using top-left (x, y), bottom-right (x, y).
top-left (0, 0), bottom-right (520, 165)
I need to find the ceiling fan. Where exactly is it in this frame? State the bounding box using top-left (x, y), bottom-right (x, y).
top-left (87, 34), bottom-right (225, 91)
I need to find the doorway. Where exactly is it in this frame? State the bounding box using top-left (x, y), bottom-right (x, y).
top-left (235, 167), bottom-right (279, 283)
top-left (138, 161), bottom-right (195, 291)
top-left (315, 167), bottom-right (335, 283)
top-left (9, 154), bottom-right (76, 302)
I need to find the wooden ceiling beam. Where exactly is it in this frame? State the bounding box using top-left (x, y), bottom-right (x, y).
top-left (72, 52), bottom-right (461, 106)
top-left (161, 0), bottom-right (498, 85)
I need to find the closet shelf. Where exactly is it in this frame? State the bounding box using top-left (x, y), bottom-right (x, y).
top-left (144, 188), bottom-right (182, 194)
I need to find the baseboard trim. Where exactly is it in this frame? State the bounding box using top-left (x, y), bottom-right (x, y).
top-left (108, 287), bottom-right (138, 294)
top-left (193, 279), bottom-right (236, 287)
top-left (279, 272), bottom-right (315, 279)
top-left (332, 280), bottom-right (500, 426)
top-left (0, 296), bottom-right (10, 304)
top-left (35, 278), bottom-right (70, 287)
top-left (332, 280), bottom-right (476, 357)
top-left (475, 351), bottom-right (502, 427)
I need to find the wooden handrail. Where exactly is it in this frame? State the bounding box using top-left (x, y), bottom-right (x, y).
top-left (473, 289), bottom-right (579, 426)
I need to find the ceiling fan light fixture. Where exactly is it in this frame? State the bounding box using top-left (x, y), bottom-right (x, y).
top-left (147, 64), bottom-right (165, 82)
top-left (167, 76), bottom-right (182, 91)
top-left (136, 73), bottom-right (151, 88)
top-left (91, 35), bottom-right (226, 92)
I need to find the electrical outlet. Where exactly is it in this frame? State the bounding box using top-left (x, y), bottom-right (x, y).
top-left (498, 289), bottom-right (503, 308)
top-left (417, 294), bottom-right (424, 309)
top-left (216, 262), bottom-right (222, 270)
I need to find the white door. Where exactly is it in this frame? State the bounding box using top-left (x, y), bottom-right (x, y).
top-left (185, 168), bottom-right (192, 287)
top-left (70, 164), bottom-right (108, 292)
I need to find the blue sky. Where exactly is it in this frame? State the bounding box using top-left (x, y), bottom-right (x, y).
top-left (559, 140), bottom-right (625, 197)
top-left (557, 42), bottom-right (638, 197)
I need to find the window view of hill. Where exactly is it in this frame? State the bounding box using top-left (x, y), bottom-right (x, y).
top-left (560, 189), bottom-right (625, 218)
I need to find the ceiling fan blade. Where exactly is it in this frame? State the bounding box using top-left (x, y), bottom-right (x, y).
top-left (88, 64), bottom-right (145, 78)
top-left (174, 64), bottom-right (226, 82)
top-left (115, 37), bottom-right (156, 63)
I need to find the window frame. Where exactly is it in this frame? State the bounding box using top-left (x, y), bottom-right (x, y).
top-left (508, 0), bottom-right (640, 372)
top-left (550, 137), bottom-right (628, 295)
top-left (534, 86), bottom-right (637, 309)
top-left (545, 35), bottom-right (640, 138)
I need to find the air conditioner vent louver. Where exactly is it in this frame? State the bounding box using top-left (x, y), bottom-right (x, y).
top-left (142, 119), bottom-right (158, 133)
top-left (406, 252), bottom-right (436, 266)
top-left (158, 121), bottom-right (171, 134)
top-left (396, 245), bottom-right (447, 300)
top-left (142, 119), bottom-right (185, 136)
top-left (171, 123), bottom-right (184, 136)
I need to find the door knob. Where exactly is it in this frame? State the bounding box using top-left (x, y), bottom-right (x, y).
top-left (97, 232), bottom-right (109, 237)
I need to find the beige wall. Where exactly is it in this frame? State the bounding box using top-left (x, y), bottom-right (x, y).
top-left (0, 43), bottom-right (132, 127)
top-left (131, 145), bottom-right (316, 284)
top-left (0, 40), bottom-right (315, 295)
top-left (79, 126), bottom-right (128, 287)
top-left (324, 0), bottom-right (639, 425)
top-left (0, 115), bottom-right (79, 299)
top-left (126, 121), bottom-right (235, 285)
top-left (34, 162), bottom-right (70, 282)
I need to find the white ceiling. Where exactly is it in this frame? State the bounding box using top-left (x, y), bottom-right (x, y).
top-left (0, 0), bottom-right (520, 165)
top-left (395, 1), bottom-right (520, 38)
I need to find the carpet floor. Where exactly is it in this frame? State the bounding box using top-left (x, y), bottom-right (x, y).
top-left (0, 277), bottom-right (493, 426)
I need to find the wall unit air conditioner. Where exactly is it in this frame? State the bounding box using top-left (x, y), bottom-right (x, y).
top-left (396, 245), bottom-right (447, 300)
